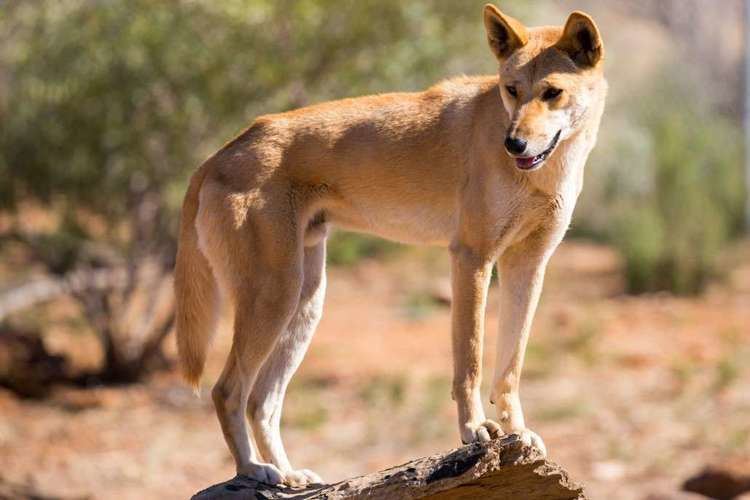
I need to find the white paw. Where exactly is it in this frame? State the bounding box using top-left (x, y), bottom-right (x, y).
top-left (513, 428), bottom-right (547, 457)
top-left (460, 419), bottom-right (502, 444)
top-left (238, 461), bottom-right (285, 485)
top-left (284, 468), bottom-right (324, 487)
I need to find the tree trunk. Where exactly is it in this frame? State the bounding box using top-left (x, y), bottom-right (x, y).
top-left (80, 257), bottom-right (175, 382)
top-left (0, 257), bottom-right (175, 384)
top-left (191, 435), bottom-right (586, 500)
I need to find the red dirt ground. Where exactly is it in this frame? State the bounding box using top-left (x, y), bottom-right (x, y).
top-left (0, 241), bottom-right (748, 499)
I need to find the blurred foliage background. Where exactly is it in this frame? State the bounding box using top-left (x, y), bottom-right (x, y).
top-left (0, 0), bottom-right (747, 382)
top-left (1, 3), bottom-right (749, 499)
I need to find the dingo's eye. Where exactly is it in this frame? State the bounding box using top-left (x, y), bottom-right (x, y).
top-left (505, 85), bottom-right (518, 98)
top-left (542, 88), bottom-right (562, 101)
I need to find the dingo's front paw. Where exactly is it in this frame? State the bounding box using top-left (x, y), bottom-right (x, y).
top-left (512, 428), bottom-right (547, 457)
top-left (460, 419), bottom-right (502, 444)
top-left (284, 468), bottom-right (324, 487)
top-left (238, 461), bottom-right (285, 485)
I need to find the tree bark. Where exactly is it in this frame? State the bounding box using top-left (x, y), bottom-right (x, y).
top-left (192, 435), bottom-right (586, 500)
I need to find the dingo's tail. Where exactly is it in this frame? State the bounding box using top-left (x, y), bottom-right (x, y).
top-left (174, 165), bottom-right (217, 389)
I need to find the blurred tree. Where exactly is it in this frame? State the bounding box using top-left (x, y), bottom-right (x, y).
top-left (0, 0), bottom-right (523, 382)
top-left (607, 74), bottom-right (745, 294)
top-left (606, 0), bottom-right (743, 117)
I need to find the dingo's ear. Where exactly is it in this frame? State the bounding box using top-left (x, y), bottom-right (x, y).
top-left (556, 11), bottom-right (603, 68)
top-left (483, 4), bottom-right (528, 60)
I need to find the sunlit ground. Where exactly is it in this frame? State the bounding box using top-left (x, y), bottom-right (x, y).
top-left (1, 240), bottom-right (748, 500)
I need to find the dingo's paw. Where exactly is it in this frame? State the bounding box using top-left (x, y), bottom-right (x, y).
top-left (512, 428), bottom-right (547, 457)
top-left (238, 461), bottom-right (285, 485)
top-left (460, 419), bottom-right (502, 444)
top-left (284, 468), bottom-right (323, 487)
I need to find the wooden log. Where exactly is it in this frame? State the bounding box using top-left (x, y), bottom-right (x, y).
top-left (0, 267), bottom-right (127, 321)
top-left (192, 434), bottom-right (586, 500)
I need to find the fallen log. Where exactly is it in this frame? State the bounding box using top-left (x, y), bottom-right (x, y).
top-left (192, 434), bottom-right (586, 499)
top-left (0, 267), bottom-right (127, 321)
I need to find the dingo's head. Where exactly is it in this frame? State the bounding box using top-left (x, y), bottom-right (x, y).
top-left (483, 5), bottom-right (604, 171)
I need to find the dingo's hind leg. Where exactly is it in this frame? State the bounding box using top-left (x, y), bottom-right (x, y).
top-left (212, 351), bottom-right (285, 484)
top-left (248, 236), bottom-right (327, 487)
top-left (200, 182), bottom-right (304, 485)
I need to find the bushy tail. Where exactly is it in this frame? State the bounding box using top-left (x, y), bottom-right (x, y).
top-left (174, 165), bottom-right (217, 389)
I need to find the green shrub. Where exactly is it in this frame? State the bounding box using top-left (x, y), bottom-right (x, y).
top-left (611, 102), bottom-right (744, 294)
top-left (326, 231), bottom-right (403, 266)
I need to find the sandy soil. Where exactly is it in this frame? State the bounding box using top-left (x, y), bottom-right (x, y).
top-left (0, 241), bottom-right (748, 499)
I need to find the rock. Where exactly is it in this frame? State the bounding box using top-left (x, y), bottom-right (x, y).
top-left (683, 457), bottom-right (750, 500)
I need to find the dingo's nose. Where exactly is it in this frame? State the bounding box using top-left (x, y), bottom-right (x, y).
top-left (504, 136), bottom-right (527, 155)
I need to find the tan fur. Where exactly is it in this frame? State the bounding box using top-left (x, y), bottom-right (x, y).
top-left (174, 4), bottom-right (607, 486)
top-left (174, 162), bottom-right (218, 388)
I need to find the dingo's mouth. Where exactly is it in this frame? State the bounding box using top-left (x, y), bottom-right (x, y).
top-left (512, 131), bottom-right (561, 171)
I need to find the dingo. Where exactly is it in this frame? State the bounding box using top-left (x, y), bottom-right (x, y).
top-left (174, 4), bottom-right (606, 486)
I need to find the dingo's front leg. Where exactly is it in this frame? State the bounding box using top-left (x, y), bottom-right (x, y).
top-left (490, 242), bottom-right (551, 456)
top-left (449, 243), bottom-right (501, 444)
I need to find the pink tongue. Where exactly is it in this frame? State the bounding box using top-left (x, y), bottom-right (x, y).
top-left (515, 156), bottom-right (536, 169)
